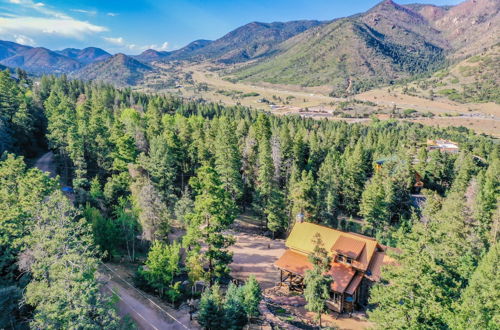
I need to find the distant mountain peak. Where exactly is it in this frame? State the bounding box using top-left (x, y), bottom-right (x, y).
top-left (72, 53), bottom-right (153, 86)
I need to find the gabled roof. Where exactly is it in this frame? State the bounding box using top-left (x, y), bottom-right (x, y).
top-left (327, 262), bottom-right (356, 294)
top-left (332, 236), bottom-right (365, 259)
top-left (274, 249), bottom-right (312, 275)
top-left (274, 249), bottom-right (356, 294)
top-left (285, 222), bottom-right (382, 271)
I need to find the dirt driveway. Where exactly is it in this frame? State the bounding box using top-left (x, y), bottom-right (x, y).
top-left (228, 229), bottom-right (285, 289)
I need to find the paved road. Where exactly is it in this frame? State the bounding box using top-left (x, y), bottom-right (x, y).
top-left (100, 265), bottom-right (193, 330)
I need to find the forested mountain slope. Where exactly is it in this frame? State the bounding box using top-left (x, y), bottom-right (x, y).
top-left (56, 47), bottom-right (112, 65)
top-left (176, 20), bottom-right (325, 63)
top-left (396, 44), bottom-right (500, 104)
top-left (134, 39), bottom-right (213, 62)
top-left (0, 47), bottom-right (82, 74)
top-left (234, 0), bottom-right (448, 96)
top-left (233, 0), bottom-right (499, 96)
top-left (71, 53), bottom-right (155, 86)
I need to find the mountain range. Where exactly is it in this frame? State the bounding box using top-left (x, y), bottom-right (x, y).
top-left (234, 0), bottom-right (499, 95)
top-left (0, 0), bottom-right (497, 94)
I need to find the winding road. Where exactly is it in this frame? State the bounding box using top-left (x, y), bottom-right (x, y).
top-left (34, 151), bottom-right (195, 330)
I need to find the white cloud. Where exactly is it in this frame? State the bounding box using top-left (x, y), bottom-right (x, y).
top-left (0, 17), bottom-right (107, 38)
top-left (157, 42), bottom-right (169, 51)
top-left (71, 9), bottom-right (97, 15)
top-left (102, 37), bottom-right (170, 53)
top-left (8, 0), bottom-right (70, 19)
top-left (107, 12), bottom-right (118, 17)
top-left (14, 34), bottom-right (36, 45)
top-left (103, 36), bottom-right (124, 45)
top-left (2, 0), bottom-right (107, 40)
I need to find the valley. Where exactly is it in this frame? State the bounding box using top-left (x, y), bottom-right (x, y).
top-left (135, 61), bottom-right (500, 136)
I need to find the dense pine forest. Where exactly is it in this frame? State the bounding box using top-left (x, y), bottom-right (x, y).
top-left (1, 70), bottom-right (498, 329)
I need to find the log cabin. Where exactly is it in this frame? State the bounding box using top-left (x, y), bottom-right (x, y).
top-left (274, 222), bottom-right (395, 314)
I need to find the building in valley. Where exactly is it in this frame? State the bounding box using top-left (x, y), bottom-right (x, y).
top-left (426, 139), bottom-right (459, 153)
top-left (274, 222), bottom-right (395, 314)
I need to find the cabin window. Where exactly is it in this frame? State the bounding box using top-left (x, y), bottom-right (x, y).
top-left (346, 257), bottom-right (352, 264)
top-left (337, 255), bottom-right (345, 263)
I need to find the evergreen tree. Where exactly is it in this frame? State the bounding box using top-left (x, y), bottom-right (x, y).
top-left (139, 135), bottom-right (179, 204)
top-left (214, 117), bottom-right (244, 203)
top-left (360, 169), bottom-right (390, 236)
top-left (303, 234), bottom-right (332, 327)
top-left (223, 283), bottom-right (247, 330)
top-left (342, 141), bottom-right (367, 215)
top-left (242, 275), bottom-right (262, 319)
top-left (183, 165), bottom-right (237, 284)
top-left (451, 243), bottom-right (500, 329)
top-left (198, 284), bottom-right (224, 330)
top-left (23, 192), bottom-right (120, 329)
top-left (316, 151), bottom-right (342, 226)
top-left (474, 159), bottom-right (499, 246)
top-left (289, 170), bottom-right (316, 221)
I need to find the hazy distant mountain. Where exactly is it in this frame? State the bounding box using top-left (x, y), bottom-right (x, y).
top-left (0, 41), bottom-right (110, 74)
top-left (169, 20), bottom-right (325, 64)
top-left (57, 47), bottom-right (111, 65)
top-left (0, 47), bottom-right (82, 74)
top-left (134, 39), bottom-right (213, 62)
top-left (0, 40), bottom-right (33, 61)
top-left (134, 49), bottom-right (170, 62)
top-left (72, 53), bottom-right (154, 86)
top-left (134, 20), bottom-right (323, 65)
top-left (0, 0), bottom-right (497, 94)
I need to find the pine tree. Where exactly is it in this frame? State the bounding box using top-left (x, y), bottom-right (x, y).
top-left (451, 243), bottom-right (500, 329)
top-left (474, 159), bottom-right (499, 245)
top-left (342, 141), bottom-right (367, 215)
top-left (317, 151), bottom-right (342, 226)
top-left (223, 283), bottom-right (247, 330)
top-left (214, 117), bottom-right (244, 203)
top-left (198, 284), bottom-right (225, 329)
top-left (23, 192), bottom-right (120, 329)
top-left (303, 234), bottom-right (332, 327)
top-left (266, 188), bottom-right (287, 237)
top-left (139, 135), bottom-right (178, 204)
top-left (242, 275), bottom-right (262, 318)
top-left (183, 165), bottom-right (237, 285)
top-left (360, 169), bottom-right (390, 236)
top-left (289, 170), bottom-right (316, 221)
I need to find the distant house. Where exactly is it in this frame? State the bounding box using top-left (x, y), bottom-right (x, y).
top-left (274, 222), bottom-right (395, 314)
top-left (427, 139), bottom-right (459, 153)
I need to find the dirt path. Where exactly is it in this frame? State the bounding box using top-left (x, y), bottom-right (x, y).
top-left (100, 264), bottom-right (194, 330)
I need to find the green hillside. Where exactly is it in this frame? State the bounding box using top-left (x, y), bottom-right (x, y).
top-left (233, 1), bottom-right (447, 96)
top-left (397, 45), bottom-right (500, 103)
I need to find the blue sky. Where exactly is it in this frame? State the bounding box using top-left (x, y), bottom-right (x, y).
top-left (0, 0), bottom-right (462, 54)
